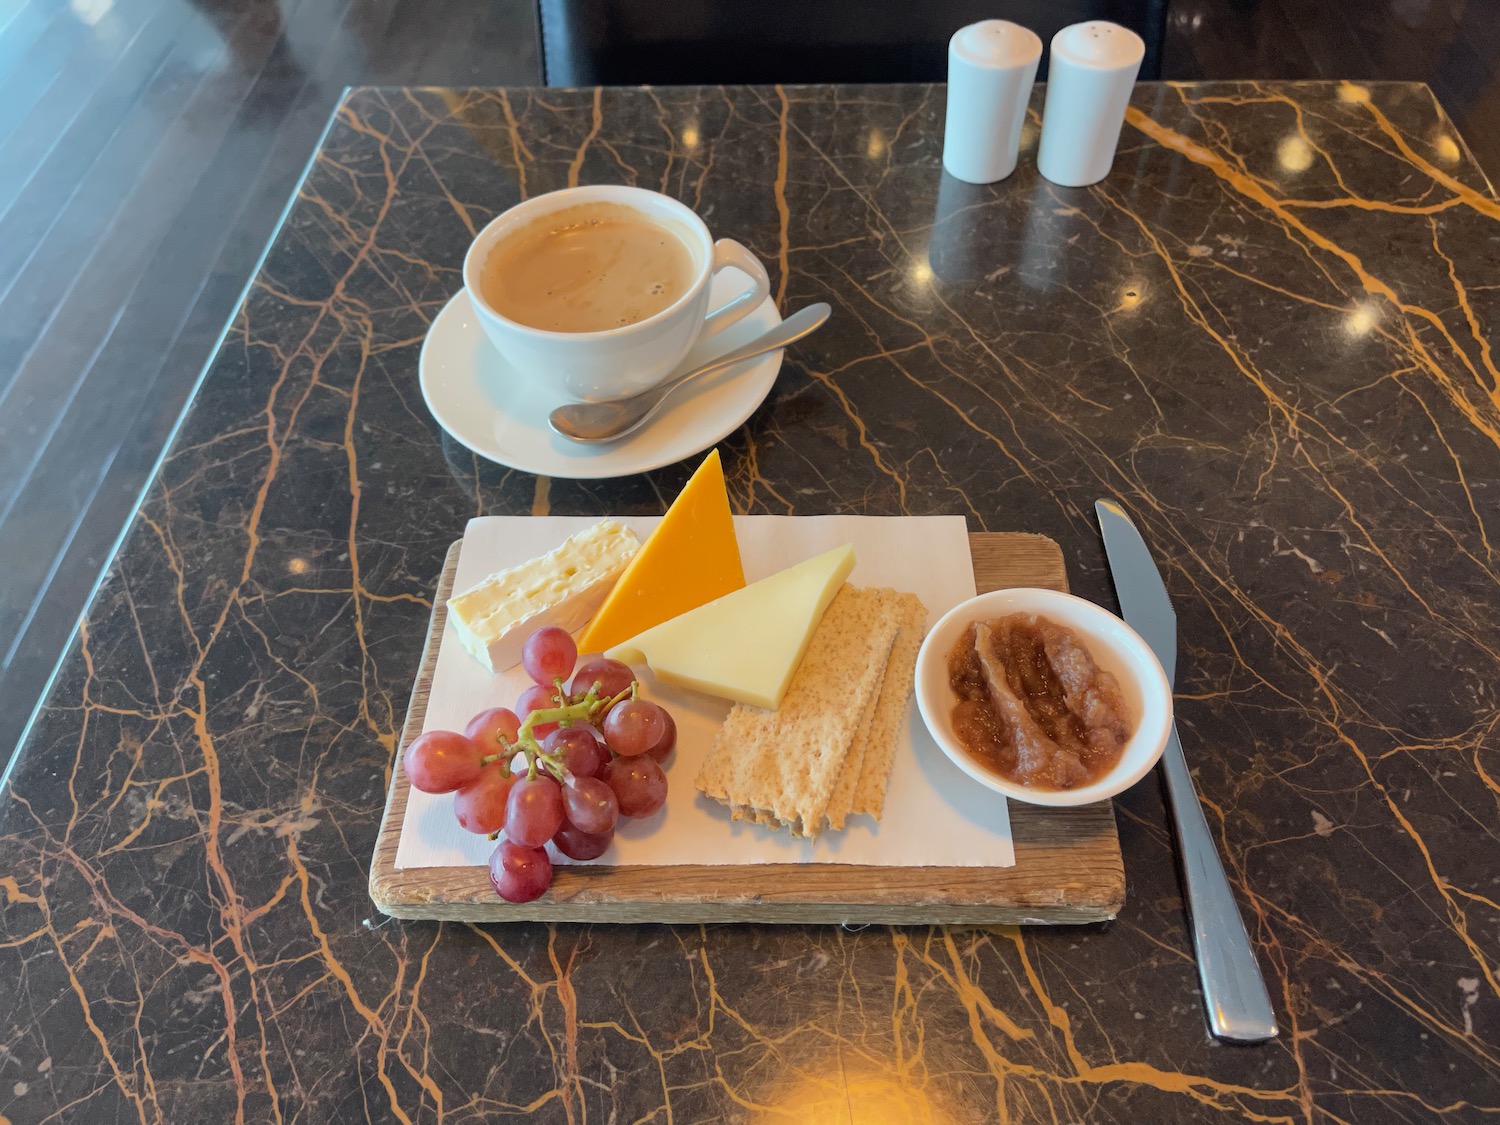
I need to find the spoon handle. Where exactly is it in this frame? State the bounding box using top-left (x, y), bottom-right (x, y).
top-left (637, 303), bottom-right (831, 411)
top-left (549, 303), bottom-right (833, 443)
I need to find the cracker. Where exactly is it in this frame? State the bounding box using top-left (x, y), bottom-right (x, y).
top-left (730, 803), bottom-right (785, 829)
top-left (695, 585), bottom-right (901, 835)
top-left (849, 593), bottom-right (928, 820)
top-left (730, 802), bottom-right (805, 834)
top-left (820, 688), bottom-right (880, 832)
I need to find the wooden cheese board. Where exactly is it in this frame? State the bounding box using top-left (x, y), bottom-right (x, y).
top-left (369, 532), bottom-right (1125, 925)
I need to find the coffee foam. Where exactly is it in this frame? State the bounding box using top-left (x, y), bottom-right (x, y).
top-left (479, 202), bottom-right (697, 333)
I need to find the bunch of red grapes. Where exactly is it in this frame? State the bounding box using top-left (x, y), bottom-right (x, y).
top-left (402, 625), bottom-right (677, 903)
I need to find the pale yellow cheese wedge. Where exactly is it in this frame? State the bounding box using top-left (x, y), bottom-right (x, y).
top-left (607, 545), bottom-right (856, 709)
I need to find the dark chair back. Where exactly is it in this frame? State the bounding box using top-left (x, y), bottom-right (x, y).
top-left (539, 0), bottom-right (1167, 86)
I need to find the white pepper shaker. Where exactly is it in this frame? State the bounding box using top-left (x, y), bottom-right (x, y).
top-left (942, 20), bottom-right (1042, 184)
top-left (1036, 21), bottom-right (1145, 187)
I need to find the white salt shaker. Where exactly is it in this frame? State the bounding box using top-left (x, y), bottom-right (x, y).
top-left (942, 20), bottom-right (1042, 184)
top-left (1036, 21), bottom-right (1145, 187)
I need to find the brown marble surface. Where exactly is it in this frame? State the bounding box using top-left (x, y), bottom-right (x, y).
top-left (2, 81), bottom-right (1497, 1123)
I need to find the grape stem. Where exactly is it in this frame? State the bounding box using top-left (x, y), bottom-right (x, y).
top-left (514, 683), bottom-right (635, 781)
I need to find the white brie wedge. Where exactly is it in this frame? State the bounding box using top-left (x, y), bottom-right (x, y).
top-left (448, 519), bottom-right (639, 673)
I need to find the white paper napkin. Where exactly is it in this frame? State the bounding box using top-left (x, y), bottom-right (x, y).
top-left (394, 515), bottom-right (1015, 869)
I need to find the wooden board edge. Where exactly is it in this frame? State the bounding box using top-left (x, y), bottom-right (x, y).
top-left (372, 797), bottom-right (1123, 923)
top-left (369, 541), bottom-right (460, 908)
top-left (970, 530), bottom-right (1069, 595)
top-left (374, 902), bottom-right (1117, 926)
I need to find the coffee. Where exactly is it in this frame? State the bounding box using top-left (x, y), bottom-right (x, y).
top-left (479, 202), bottom-right (697, 333)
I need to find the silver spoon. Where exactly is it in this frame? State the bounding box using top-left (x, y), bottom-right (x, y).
top-left (548, 303), bottom-right (831, 443)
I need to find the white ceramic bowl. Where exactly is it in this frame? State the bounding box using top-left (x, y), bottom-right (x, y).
top-left (914, 587), bottom-right (1172, 807)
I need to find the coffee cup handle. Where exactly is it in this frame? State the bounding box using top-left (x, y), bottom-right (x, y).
top-left (700, 239), bottom-right (772, 339)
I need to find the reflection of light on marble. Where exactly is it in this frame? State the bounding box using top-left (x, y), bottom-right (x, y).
top-left (755, 1060), bottom-right (961, 1125)
top-left (289, 558), bottom-right (310, 575)
top-left (70, 0), bottom-right (113, 24)
top-left (1116, 280), bottom-right (1146, 312)
top-left (1338, 82), bottom-right (1371, 104)
top-left (1277, 134), bottom-right (1314, 173)
top-left (681, 124), bottom-right (700, 150)
top-left (867, 129), bottom-right (887, 159)
top-left (908, 254), bottom-right (933, 287)
top-left (1345, 304), bottom-right (1377, 336)
top-left (1020, 120), bottom-right (1038, 151)
top-left (930, 171), bottom-right (987, 284)
top-left (1434, 133), bottom-right (1460, 163)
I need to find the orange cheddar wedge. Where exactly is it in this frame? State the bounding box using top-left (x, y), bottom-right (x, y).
top-left (576, 449), bottom-right (744, 653)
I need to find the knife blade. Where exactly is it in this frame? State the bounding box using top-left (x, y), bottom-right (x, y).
top-left (1095, 499), bottom-right (1279, 1043)
top-left (1095, 501), bottom-right (1177, 682)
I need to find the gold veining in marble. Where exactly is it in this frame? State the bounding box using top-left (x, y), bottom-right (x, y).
top-left (0, 81), bottom-right (1495, 1123)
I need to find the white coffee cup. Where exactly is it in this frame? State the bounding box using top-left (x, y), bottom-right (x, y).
top-left (462, 185), bottom-right (772, 404)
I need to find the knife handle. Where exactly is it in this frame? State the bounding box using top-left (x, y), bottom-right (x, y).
top-left (1159, 724), bottom-right (1279, 1042)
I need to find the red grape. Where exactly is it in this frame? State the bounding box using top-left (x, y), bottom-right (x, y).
top-left (569, 720), bottom-right (604, 750)
top-left (570, 657), bottom-right (634, 702)
top-left (563, 774), bottom-right (619, 835)
top-left (603, 699), bottom-right (667, 757)
top-left (603, 755), bottom-right (668, 818)
top-left (523, 626), bottom-right (577, 687)
top-left (517, 683), bottom-right (562, 737)
top-left (453, 768), bottom-right (514, 834)
top-left (403, 730), bottom-right (482, 793)
top-left (489, 840), bottom-right (552, 903)
top-left (464, 707), bottom-right (520, 754)
top-left (645, 709), bottom-right (677, 764)
top-left (505, 775), bottom-right (565, 847)
top-left (572, 652), bottom-right (604, 675)
top-left (553, 824), bottom-right (613, 861)
top-left (517, 682), bottom-right (560, 713)
top-left (544, 727), bottom-right (605, 778)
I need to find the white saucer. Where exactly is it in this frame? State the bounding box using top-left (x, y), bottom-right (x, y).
top-left (419, 275), bottom-right (783, 480)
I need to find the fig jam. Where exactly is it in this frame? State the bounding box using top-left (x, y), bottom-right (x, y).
top-left (948, 614), bottom-right (1133, 790)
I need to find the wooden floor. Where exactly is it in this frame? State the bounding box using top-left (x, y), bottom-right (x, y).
top-left (0, 0), bottom-right (1495, 766)
top-left (0, 0), bottom-right (540, 766)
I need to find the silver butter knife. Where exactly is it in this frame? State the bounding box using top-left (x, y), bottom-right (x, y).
top-left (1095, 498), bottom-right (1279, 1043)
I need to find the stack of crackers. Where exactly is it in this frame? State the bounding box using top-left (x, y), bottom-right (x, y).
top-left (694, 584), bottom-right (927, 836)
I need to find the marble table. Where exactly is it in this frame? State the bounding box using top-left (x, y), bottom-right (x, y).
top-left (2, 81), bottom-right (1496, 1123)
